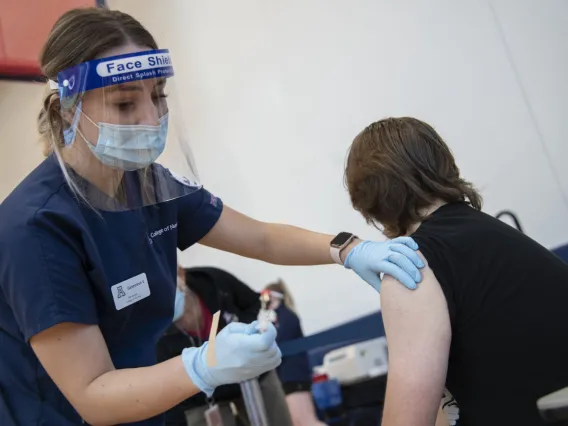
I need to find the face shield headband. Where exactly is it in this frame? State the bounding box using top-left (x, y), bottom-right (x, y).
top-left (51, 48), bottom-right (174, 102)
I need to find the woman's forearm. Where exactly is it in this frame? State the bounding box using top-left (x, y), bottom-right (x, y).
top-left (82, 356), bottom-right (198, 425)
top-left (262, 224), bottom-right (359, 266)
top-left (261, 224), bottom-right (334, 265)
top-left (199, 206), bottom-right (359, 266)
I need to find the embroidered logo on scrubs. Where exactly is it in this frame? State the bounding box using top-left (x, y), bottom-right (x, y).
top-left (168, 169), bottom-right (200, 188)
top-left (210, 194), bottom-right (218, 207)
top-left (149, 222), bottom-right (178, 239)
top-left (111, 273), bottom-right (151, 310)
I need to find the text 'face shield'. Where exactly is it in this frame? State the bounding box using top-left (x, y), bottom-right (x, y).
top-left (53, 48), bottom-right (200, 211)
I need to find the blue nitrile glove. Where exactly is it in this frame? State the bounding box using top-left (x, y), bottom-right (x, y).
top-left (181, 321), bottom-right (281, 397)
top-left (344, 237), bottom-right (424, 292)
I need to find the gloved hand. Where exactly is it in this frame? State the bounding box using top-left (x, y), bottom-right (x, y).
top-left (181, 321), bottom-right (281, 397)
top-left (344, 237), bottom-right (424, 292)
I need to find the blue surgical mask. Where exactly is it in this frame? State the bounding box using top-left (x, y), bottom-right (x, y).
top-left (76, 104), bottom-right (168, 171)
top-left (173, 288), bottom-right (186, 322)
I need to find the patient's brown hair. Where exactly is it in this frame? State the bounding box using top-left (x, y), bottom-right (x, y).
top-left (345, 117), bottom-right (482, 238)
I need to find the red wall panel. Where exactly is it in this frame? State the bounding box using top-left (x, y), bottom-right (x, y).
top-left (0, 0), bottom-right (97, 78)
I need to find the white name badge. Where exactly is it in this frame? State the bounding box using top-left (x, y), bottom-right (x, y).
top-left (111, 273), bottom-right (151, 311)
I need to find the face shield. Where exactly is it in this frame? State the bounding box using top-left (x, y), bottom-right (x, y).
top-left (51, 48), bottom-right (200, 211)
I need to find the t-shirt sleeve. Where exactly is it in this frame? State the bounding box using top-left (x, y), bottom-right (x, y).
top-left (0, 212), bottom-right (98, 342)
top-left (177, 187), bottom-right (224, 250)
top-left (411, 232), bottom-right (458, 325)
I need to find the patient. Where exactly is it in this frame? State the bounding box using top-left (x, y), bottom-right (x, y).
top-left (344, 117), bottom-right (568, 426)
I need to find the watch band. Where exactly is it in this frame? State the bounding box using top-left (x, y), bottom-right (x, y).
top-left (330, 233), bottom-right (357, 265)
top-left (330, 245), bottom-right (343, 265)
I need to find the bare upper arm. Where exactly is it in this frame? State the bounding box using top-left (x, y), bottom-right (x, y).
top-left (30, 322), bottom-right (115, 413)
top-left (380, 251), bottom-right (452, 426)
top-left (199, 205), bottom-right (268, 259)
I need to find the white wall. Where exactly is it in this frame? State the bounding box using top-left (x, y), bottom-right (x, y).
top-left (104, 0), bottom-right (568, 334)
top-left (488, 0), bottom-right (568, 204)
top-left (0, 82), bottom-right (46, 201)
top-left (2, 1), bottom-right (567, 334)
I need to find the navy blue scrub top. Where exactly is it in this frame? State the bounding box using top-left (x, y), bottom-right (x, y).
top-left (0, 156), bottom-right (223, 426)
top-left (274, 305), bottom-right (312, 385)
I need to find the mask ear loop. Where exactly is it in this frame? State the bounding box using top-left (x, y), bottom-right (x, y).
top-left (78, 105), bottom-right (98, 127)
top-left (74, 120), bottom-right (95, 149)
top-left (72, 104), bottom-right (102, 150)
top-left (63, 98), bottom-right (100, 148)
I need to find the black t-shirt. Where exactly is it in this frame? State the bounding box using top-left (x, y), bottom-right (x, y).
top-left (411, 202), bottom-right (568, 426)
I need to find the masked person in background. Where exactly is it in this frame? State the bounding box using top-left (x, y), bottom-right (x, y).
top-left (264, 280), bottom-right (327, 426)
top-left (0, 7), bottom-right (424, 426)
top-left (158, 266), bottom-right (293, 426)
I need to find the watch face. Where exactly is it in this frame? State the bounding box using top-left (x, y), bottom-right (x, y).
top-left (330, 232), bottom-right (353, 248)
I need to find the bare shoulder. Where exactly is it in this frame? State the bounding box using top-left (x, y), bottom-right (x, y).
top-left (380, 250), bottom-right (451, 360)
top-left (381, 251), bottom-right (448, 316)
top-left (379, 251), bottom-right (453, 425)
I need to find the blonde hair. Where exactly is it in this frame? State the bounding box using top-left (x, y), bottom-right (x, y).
top-left (265, 279), bottom-right (296, 313)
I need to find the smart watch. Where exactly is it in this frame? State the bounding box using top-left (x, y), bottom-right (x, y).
top-left (330, 232), bottom-right (357, 265)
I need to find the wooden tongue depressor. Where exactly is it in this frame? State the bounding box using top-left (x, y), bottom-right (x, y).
top-left (206, 311), bottom-right (221, 367)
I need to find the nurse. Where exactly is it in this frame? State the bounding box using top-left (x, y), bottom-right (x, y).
top-left (0, 7), bottom-right (423, 426)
